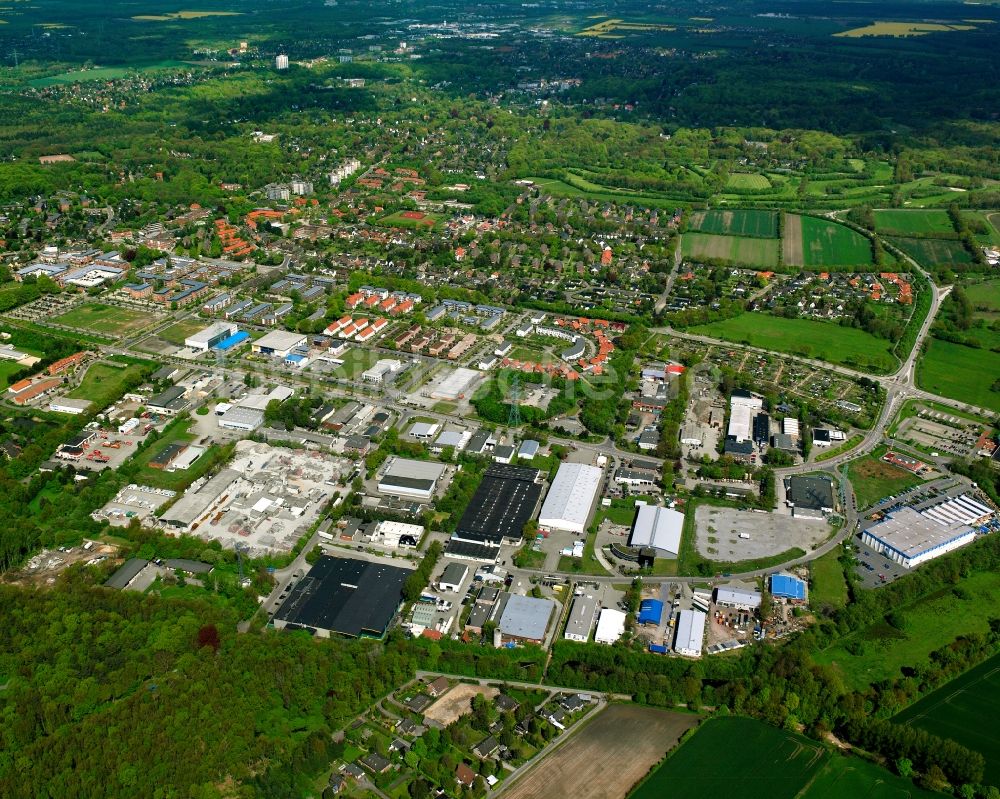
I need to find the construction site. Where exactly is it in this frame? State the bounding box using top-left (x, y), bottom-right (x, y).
top-left (157, 441), bottom-right (351, 556)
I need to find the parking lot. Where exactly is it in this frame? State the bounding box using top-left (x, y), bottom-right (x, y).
top-left (851, 534), bottom-right (908, 588)
top-left (694, 505), bottom-right (830, 561)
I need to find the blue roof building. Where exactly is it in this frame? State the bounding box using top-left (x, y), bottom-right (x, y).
top-left (770, 573), bottom-right (806, 601)
top-left (214, 331), bottom-right (251, 351)
top-left (637, 598), bottom-right (664, 626)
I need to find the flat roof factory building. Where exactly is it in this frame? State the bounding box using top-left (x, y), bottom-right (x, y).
top-left (538, 462), bottom-right (603, 535)
top-left (186, 322), bottom-right (239, 353)
top-left (378, 457), bottom-right (447, 502)
top-left (251, 330), bottom-right (307, 358)
top-left (564, 593), bottom-right (599, 641)
top-left (498, 594), bottom-right (556, 645)
top-left (272, 555), bottom-right (411, 638)
top-left (452, 463), bottom-right (542, 547)
top-left (674, 609), bottom-right (707, 657)
top-left (861, 506), bottom-right (977, 569)
top-left (628, 504), bottom-right (683, 558)
top-left (785, 475), bottom-right (835, 519)
top-left (594, 608), bottom-right (626, 645)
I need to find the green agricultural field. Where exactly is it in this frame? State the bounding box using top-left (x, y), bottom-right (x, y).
top-left (889, 236), bottom-right (972, 268)
top-left (629, 717), bottom-right (828, 799)
top-left (895, 652), bottom-right (1000, 785)
top-left (873, 209), bottom-right (955, 236)
top-left (784, 214), bottom-right (873, 268)
top-left (52, 303), bottom-right (154, 337)
top-left (681, 232), bottom-right (779, 267)
top-left (687, 209), bottom-right (778, 237)
top-left (846, 450), bottom-right (924, 509)
top-left (800, 755), bottom-right (940, 799)
top-left (917, 338), bottom-right (1000, 413)
top-left (814, 570), bottom-right (1000, 691)
top-left (809, 548), bottom-right (848, 610)
top-left (690, 313), bottom-right (897, 372)
top-left (66, 359), bottom-right (151, 412)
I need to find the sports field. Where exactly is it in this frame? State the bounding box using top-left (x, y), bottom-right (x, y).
top-left (889, 236), bottom-right (972, 268)
top-left (814, 570), bottom-right (1000, 691)
top-left (784, 215), bottom-right (873, 268)
top-left (629, 717), bottom-right (827, 799)
top-left (846, 453), bottom-right (924, 508)
top-left (917, 338), bottom-right (1000, 413)
top-left (51, 304), bottom-right (154, 337)
top-left (895, 652), bottom-right (1000, 785)
top-left (681, 232), bottom-right (780, 267)
top-left (690, 313), bottom-right (897, 372)
top-left (725, 173), bottom-right (772, 190)
top-left (873, 209), bottom-right (955, 236)
top-left (377, 210), bottom-right (441, 230)
top-left (687, 209), bottom-right (777, 237)
top-left (505, 706), bottom-right (697, 799)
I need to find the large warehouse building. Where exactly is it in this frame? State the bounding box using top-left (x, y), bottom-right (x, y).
top-left (378, 457), bottom-right (447, 502)
top-left (785, 475), bottom-right (835, 519)
top-left (564, 593), bottom-right (599, 642)
top-left (251, 330), bottom-right (307, 358)
top-left (497, 594), bottom-right (556, 645)
top-left (727, 390), bottom-right (763, 443)
top-left (185, 322), bottom-right (239, 353)
top-left (628, 503), bottom-right (684, 558)
top-left (861, 506), bottom-right (977, 569)
top-left (538, 462), bottom-right (603, 534)
top-left (451, 463), bottom-right (542, 548)
top-left (674, 609), bottom-right (707, 657)
top-left (272, 555), bottom-right (411, 638)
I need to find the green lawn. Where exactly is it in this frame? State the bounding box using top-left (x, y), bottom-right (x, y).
top-left (814, 570), bottom-right (1000, 691)
top-left (0, 357), bottom-right (34, 390)
top-left (66, 360), bottom-right (150, 411)
top-left (690, 313), bottom-right (897, 373)
top-left (329, 348), bottom-right (379, 380)
top-left (809, 547), bottom-right (848, 610)
top-left (689, 209), bottom-right (778, 237)
top-left (787, 215), bottom-right (873, 267)
top-left (873, 209), bottom-right (955, 236)
top-left (52, 303), bottom-right (154, 337)
top-left (630, 717), bottom-right (828, 799)
top-left (894, 651), bottom-right (1000, 786)
top-left (845, 449), bottom-right (924, 509)
top-left (682, 232), bottom-right (780, 267)
top-left (158, 320), bottom-right (207, 346)
top-left (917, 338), bottom-right (1000, 413)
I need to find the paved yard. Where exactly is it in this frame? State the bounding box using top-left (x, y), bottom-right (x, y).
top-left (694, 505), bottom-right (829, 560)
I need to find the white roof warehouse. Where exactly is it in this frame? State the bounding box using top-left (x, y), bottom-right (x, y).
top-left (538, 462), bottom-right (603, 535)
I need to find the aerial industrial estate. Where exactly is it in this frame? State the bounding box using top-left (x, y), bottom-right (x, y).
top-left (1, 0), bottom-right (1000, 797)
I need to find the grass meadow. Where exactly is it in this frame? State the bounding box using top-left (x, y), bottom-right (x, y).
top-left (690, 313), bottom-right (897, 372)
